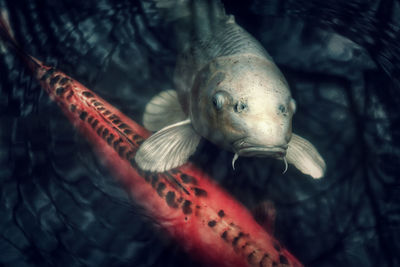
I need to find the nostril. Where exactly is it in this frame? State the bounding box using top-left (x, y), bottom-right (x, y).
top-left (278, 104), bottom-right (286, 114)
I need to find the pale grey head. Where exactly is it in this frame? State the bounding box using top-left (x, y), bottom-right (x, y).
top-left (190, 54), bottom-right (297, 161)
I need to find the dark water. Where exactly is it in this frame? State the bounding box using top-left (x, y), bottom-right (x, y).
top-left (0, 0), bottom-right (399, 266)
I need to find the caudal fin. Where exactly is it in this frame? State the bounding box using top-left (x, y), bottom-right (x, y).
top-left (0, 10), bottom-right (41, 70)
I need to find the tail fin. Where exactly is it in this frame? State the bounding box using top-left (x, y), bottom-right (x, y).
top-left (146, 0), bottom-right (227, 23)
top-left (0, 10), bottom-right (41, 71)
top-left (142, 0), bottom-right (229, 51)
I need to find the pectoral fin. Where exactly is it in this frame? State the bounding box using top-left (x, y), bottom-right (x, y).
top-left (135, 119), bottom-right (201, 172)
top-left (143, 90), bottom-right (186, 131)
top-left (286, 134), bottom-right (326, 179)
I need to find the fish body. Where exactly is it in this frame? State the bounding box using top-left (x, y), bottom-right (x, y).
top-left (136, 1), bottom-right (326, 178)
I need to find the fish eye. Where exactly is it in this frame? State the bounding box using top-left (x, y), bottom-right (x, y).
top-left (234, 101), bottom-right (247, 113)
top-left (212, 92), bottom-right (226, 110)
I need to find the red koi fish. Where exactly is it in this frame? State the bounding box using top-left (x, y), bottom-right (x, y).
top-left (0, 16), bottom-right (303, 267)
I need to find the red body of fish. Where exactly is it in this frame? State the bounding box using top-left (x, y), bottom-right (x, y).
top-left (1, 18), bottom-right (303, 267)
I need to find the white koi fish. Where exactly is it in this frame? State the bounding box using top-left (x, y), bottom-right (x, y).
top-left (135, 0), bottom-right (326, 178)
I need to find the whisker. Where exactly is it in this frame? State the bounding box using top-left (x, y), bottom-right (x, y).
top-left (282, 156), bottom-right (288, 174)
top-left (232, 153), bottom-right (239, 170)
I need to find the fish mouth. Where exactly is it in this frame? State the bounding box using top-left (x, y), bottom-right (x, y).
top-left (237, 146), bottom-right (287, 157)
top-left (233, 139), bottom-right (288, 158)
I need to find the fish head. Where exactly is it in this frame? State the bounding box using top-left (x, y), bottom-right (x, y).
top-left (190, 54), bottom-right (296, 159)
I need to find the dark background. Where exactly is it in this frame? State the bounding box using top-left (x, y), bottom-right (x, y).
top-left (0, 0), bottom-right (399, 266)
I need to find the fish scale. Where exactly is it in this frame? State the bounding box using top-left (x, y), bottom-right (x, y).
top-left (0, 15), bottom-right (302, 267)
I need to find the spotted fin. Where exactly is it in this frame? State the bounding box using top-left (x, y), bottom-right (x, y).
top-left (286, 134), bottom-right (326, 179)
top-left (143, 90), bottom-right (186, 132)
top-left (135, 119), bottom-right (201, 172)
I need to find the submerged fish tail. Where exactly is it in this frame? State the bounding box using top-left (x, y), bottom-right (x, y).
top-left (0, 11), bottom-right (42, 73)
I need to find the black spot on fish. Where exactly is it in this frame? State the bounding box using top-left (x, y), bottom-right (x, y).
top-left (124, 129), bottom-right (132, 135)
top-left (82, 91), bottom-right (94, 98)
top-left (102, 128), bottom-right (109, 138)
top-left (132, 136), bottom-right (144, 144)
top-left (113, 138), bottom-right (123, 149)
top-left (132, 135), bottom-right (141, 140)
top-left (218, 210), bottom-right (225, 218)
top-left (279, 255), bottom-right (289, 265)
top-left (166, 191), bottom-right (178, 208)
top-left (59, 77), bottom-right (69, 85)
top-left (97, 107), bottom-right (105, 111)
top-left (118, 123), bottom-right (128, 129)
top-left (260, 253), bottom-right (270, 262)
top-left (242, 242), bottom-right (250, 250)
top-left (193, 187), bottom-right (207, 197)
top-left (232, 232), bottom-right (244, 246)
top-left (97, 126), bottom-right (104, 135)
top-left (103, 110), bottom-right (111, 116)
top-left (55, 87), bottom-right (65, 96)
top-left (107, 134), bottom-right (114, 145)
top-left (66, 90), bottom-right (74, 100)
top-left (208, 220), bottom-right (216, 227)
top-left (70, 104), bottom-right (76, 112)
top-left (247, 251), bottom-right (255, 263)
top-left (41, 68), bottom-right (55, 80)
top-left (109, 114), bottom-right (119, 120)
top-left (93, 101), bottom-right (102, 107)
top-left (136, 140), bottom-right (144, 145)
top-left (143, 172), bottom-right (151, 183)
top-left (129, 158), bottom-right (137, 169)
top-left (125, 150), bottom-right (134, 160)
top-left (79, 111), bottom-right (88, 121)
top-left (273, 242), bottom-right (281, 252)
top-left (180, 174), bottom-right (197, 184)
top-left (272, 261), bottom-right (278, 267)
top-left (157, 182), bottom-right (166, 197)
top-left (50, 75), bottom-right (61, 86)
top-left (112, 119), bottom-right (121, 125)
top-left (221, 231), bottom-right (228, 240)
top-left (151, 174), bottom-right (158, 188)
top-left (91, 119), bottom-right (98, 129)
top-left (88, 116), bottom-right (93, 123)
top-left (182, 200), bottom-right (192, 215)
top-left (118, 146), bottom-right (126, 157)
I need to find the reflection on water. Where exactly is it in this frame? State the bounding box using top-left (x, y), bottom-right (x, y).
top-left (0, 0), bottom-right (399, 266)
